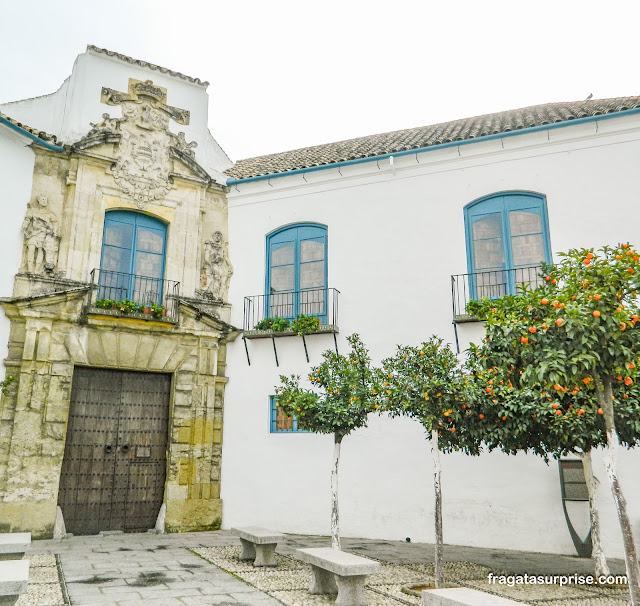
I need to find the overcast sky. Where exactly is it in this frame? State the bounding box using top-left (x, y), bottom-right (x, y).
top-left (2, 0), bottom-right (639, 161)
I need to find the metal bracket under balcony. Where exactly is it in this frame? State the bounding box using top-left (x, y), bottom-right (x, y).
top-left (242, 288), bottom-right (340, 366)
top-left (87, 268), bottom-right (180, 323)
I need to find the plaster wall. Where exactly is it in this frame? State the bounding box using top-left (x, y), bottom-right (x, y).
top-left (223, 115), bottom-right (640, 559)
top-left (0, 49), bottom-right (232, 181)
top-left (0, 130), bottom-right (35, 380)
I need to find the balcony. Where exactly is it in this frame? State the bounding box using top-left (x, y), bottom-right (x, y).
top-left (243, 288), bottom-right (340, 338)
top-left (87, 268), bottom-right (180, 322)
top-left (451, 265), bottom-right (545, 322)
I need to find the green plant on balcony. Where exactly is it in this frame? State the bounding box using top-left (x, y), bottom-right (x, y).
top-left (95, 298), bottom-right (115, 309)
top-left (116, 299), bottom-right (137, 314)
top-left (150, 303), bottom-right (165, 318)
top-left (254, 317), bottom-right (290, 331)
top-left (291, 313), bottom-right (321, 336)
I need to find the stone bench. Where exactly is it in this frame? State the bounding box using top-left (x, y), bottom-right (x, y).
top-left (0, 560), bottom-right (30, 605)
top-left (422, 587), bottom-right (529, 606)
top-left (0, 534), bottom-right (30, 561)
top-left (232, 526), bottom-right (284, 567)
top-left (296, 547), bottom-right (381, 606)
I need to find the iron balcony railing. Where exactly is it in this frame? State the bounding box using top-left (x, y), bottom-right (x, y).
top-left (451, 265), bottom-right (545, 322)
top-left (243, 287), bottom-right (339, 335)
top-left (89, 268), bottom-right (180, 321)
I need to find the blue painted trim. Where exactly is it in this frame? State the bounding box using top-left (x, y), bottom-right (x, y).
top-left (463, 192), bottom-right (552, 297)
top-left (265, 223), bottom-right (328, 322)
top-left (99, 210), bottom-right (168, 302)
top-left (0, 115), bottom-right (65, 152)
top-left (227, 108), bottom-right (640, 186)
top-left (270, 395), bottom-right (307, 433)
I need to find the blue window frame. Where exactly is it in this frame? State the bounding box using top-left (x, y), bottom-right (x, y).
top-left (464, 192), bottom-right (551, 299)
top-left (99, 211), bottom-right (168, 304)
top-left (266, 223), bottom-right (328, 323)
top-left (270, 396), bottom-right (307, 433)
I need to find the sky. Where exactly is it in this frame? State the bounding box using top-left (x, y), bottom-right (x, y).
top-left (2, 0), bottom-right (640, 161)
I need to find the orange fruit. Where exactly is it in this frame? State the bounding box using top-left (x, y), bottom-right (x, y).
top-left (479, 414), bottom-right (484, 419)
top-left (625, 377), bottom-right (633, 386)
top-left (555, 318), bottom-right (564, 326)
top-left (520, 336), bottom-right (529, 344)
top-left (552, 403), bottom-right (559, 409)
top-left (529, 326), bottom-right (537, 333)
top-left (556, 410), bottom-right (562, 416)
top-left (597, 408), bottom-right (604, 415)
top-left (583, 377), bottom-right (591, 384)
top-left (541, 298), bottom-right (549, 305)
top-left (592, 310), bottom-right (601, 317)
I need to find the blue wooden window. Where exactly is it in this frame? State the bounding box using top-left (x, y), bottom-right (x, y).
top-left (99, 211), bottom-right (168, 304)
top-left (266, 223), bottom-right (328, 322)
top-left (270, 396), bottom-right (307, 433)
top-left (464, 193), bottom-right (551, 298)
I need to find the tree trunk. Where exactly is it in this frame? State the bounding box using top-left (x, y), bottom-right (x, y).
top-left (577, 449), bottom-right (610, 578)
top-left (331, 433), bottom-right (342, 550)
top-left (597, 375), bottom-right (640, 604)
top-left (431, 429), bottom-right (445, 589)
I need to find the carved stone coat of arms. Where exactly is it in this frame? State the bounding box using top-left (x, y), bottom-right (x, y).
top-left (97, 79), bottom-right (194, 207)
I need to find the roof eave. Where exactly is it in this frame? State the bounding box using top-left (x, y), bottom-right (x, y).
top-left (0, 115), bottom-right (65, 152)
top-left (226, 106), bottom-right (640, 185)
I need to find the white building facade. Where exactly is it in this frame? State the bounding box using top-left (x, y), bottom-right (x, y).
top-left (222, 103), bottom-right (640, 560)
top-left (1, 46), bottom-right (639, 558)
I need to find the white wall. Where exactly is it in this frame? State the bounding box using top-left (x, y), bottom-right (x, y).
top-left (0, 48), bottom-right (232, 182)
top-left (0, 127), bottom-right (36, 379)
top-left (223, 114), bottom-right (640, 559)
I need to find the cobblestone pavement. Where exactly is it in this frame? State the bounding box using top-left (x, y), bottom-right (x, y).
top-left (24, 530), bottom-right (630, 605)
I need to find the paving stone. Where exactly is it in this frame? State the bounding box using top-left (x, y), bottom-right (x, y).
top-left (22, 531), bottom-right (634, 606)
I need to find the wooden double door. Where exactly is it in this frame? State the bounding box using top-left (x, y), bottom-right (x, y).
top-left (58, 368), bottom-right (171, 535)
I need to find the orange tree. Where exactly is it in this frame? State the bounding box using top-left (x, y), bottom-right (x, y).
top-left (378, 336), bottom-right (480, 589)
top-left (467, 243), bottom-right (640, 603)
top-left (275, 334), bottom-right (378, 550)
top-left (465, 345), bottom-right (613, 576)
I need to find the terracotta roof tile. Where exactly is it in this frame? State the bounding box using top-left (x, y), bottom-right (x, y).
top-left (227, 97), bottom-right (640, 180)
top-left (88, 45), bottom-right (208, 86)
top-left (0, 111), bottom-right (59, 145)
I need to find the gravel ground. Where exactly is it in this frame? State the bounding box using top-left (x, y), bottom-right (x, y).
top-left (194, 545), bottom-right (631, 606)
top-left (16, 554), bottom-right (66, 606)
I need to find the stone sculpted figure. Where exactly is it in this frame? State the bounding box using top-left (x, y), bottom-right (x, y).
top-left (200, 232), bottom-right (233, 300)
top-left (88, 113), bottom-right (120, 136)
top-left (172, 132), bottom-right (197, 158)
top-left (22, 195), bottom-right (60, 274)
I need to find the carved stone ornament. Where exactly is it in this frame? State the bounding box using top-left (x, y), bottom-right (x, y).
top-left (200, 232), bottom-right (233, 301)
top-left (22, 195), bottom-right (60, 275)
top-left (98, 79), bottom-right (196, 208)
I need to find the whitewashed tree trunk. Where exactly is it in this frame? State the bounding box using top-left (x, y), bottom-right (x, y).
top-left (598, 376), bottom-right (640, 604)
top-left (431, 429), bottom-right (444, 589)
top-left (331, 433), bottom-right (342, 550)
top-left (577, 449), bottom-right (610, 578)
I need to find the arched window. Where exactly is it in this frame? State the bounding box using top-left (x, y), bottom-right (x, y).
top-left (464, 192), bottom-right (551, 298)
top-left (99, 210), bottom-right (168, 304)
top-left (266, 223), bottom-right (327, 322)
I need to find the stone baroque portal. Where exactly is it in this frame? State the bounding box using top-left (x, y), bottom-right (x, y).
top-left (0, 68), bottom-right (235, 538)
